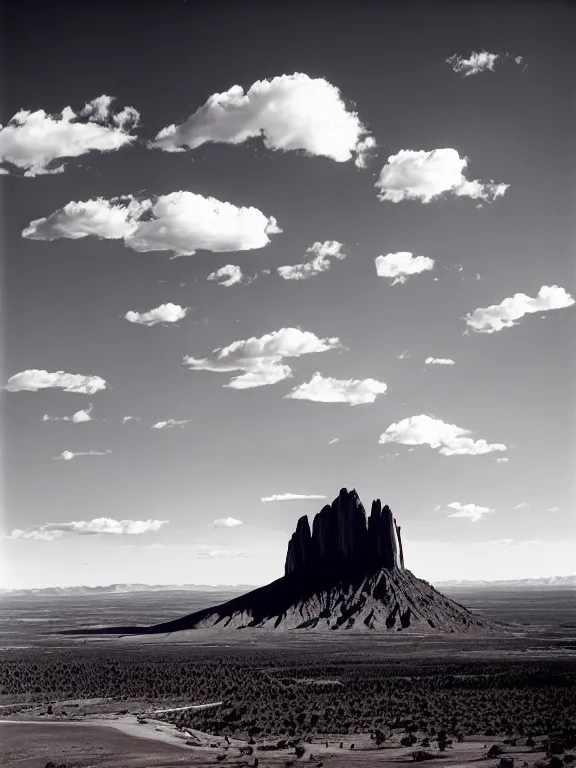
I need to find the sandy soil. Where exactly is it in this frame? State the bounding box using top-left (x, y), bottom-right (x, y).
top-left (0, 712), bottom-right (549, 768)
top-left (0, 720), bottom-right (195, 768)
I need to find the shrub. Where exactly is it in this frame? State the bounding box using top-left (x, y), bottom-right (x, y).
top-left (550, 743), bottom-right (566, 756)
top-left (374, 729), bottom-right (386, 747)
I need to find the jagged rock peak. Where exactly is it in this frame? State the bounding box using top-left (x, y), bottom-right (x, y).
top-left (285, 515), bottom-right (313, 574)
top-left (285, 488), bottom-right (402, 576)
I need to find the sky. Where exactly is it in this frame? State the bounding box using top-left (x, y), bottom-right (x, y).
top-left (1, 0), bottom-right (575, 589)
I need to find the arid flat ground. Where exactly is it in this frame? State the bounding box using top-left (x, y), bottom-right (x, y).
top-left (0, 716), bottom-right (556, 768)
top-left (0, 587), bottom-right (575, 767)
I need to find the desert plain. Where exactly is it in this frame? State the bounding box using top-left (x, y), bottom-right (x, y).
top-left (0, 584), bottom-right (575, 768)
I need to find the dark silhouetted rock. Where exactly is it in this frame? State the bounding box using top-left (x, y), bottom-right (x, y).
top-left (395, 518), bottom-right (405, 570)
top-left (285, 515), bottom-right (313, 574)
top-left (305, 489), bottom-right (370, 573)
top-left (367, 499), bottom-right (398, 570)
top-left (64, 488), bottom-right (503, 636)
top-left (288, 488), bottom-right (399, 576)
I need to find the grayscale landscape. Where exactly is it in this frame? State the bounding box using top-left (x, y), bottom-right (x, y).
top-left (1, 0), bottom-right (574, 765)
top-left (1, 492), bottom-right (575, 766)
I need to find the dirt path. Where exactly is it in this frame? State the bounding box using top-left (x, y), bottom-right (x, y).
top-left (143, 700), bottom-right (222, 715)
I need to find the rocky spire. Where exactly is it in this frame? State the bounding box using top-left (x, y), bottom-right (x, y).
top-left (285, 515), bottom-right (313, 574)
top-left (311, 504), bottom-right (339, 561)
top-left (367, 499), bottom-right (398, 569)
top-left (285, 488), bottom-right (403, 576)
top-left (394, 518), bottom-right (405, 569)
top-left (336, 488), bottom-right (369, 561)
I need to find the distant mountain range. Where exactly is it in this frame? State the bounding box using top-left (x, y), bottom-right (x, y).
top-left (1, 575), bottom-right (574, 598)
top-left (436, 575), bottom-right (576, 589)
top-left (0, 583), bottom-right (255, 597)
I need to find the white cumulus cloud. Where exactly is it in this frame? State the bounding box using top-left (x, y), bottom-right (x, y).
top-left (379, 414), bottom-right (507, 456)
top-left (496, 457), bottom-right (509, 463)
top-left (447, 51), bottom-right (525, 77)
top-left (151, 419), bottom-right (191, 429)
top-left (207, 264), bottom-right (247, 287)
top-left (446, 51), bottom-right (500, 76)
top-left (446, 502), bottom-right (495, 522)
top-left (328, 437), bottom-right (340, 445)
top-left (375, 251), bottom-right (435, 284)
top-left (6, 369), bottom-right (106, 394)
top-left (71, 407), bottom-right (93, 423)
top-left (196, 548), bottom-right (251, 559)
top-left (153, 73), bottom-right (375, 167)
top-left (183, 327), bottom-right (341, 389)
top-left (10, 517), bottom-right (168, 541)
top-left (375, 148), bottom-right (509, 204)
top-left (0, 95), bottom-right (139, 176)
top-left (209, 517), bottom-right (243, 528)
top-left (286, 372), bottom-right (387, 406)
top-left (465, 285), bottom-right (574, 333)
top-left (43, 405), bottom-right (93, 423)
top-left (261, 493), bottom-right (326, 503)
top-left (277, 240), bottom-right (346, 281)
top-left (55, 449), bottom-right (111, 461)
top-left (22, 196), bottom-right (148, 240)
top-left (425, 357), bottom-right (455, 365)
top-left (23, 192), bottom-right (281, 257)
top-left (125, 303), bottom-right (188, 326)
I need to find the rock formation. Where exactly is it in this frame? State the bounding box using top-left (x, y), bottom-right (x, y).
top-left (284, 516), bottom-right (313, 574)
top-left (66, 488), bottom-right (502, 636)
top-left (394, 518), bottom-right (405, 570)
top-left (286, 489), bottom-right (400, 576)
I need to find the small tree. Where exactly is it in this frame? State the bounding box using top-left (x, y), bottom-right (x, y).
top-left (374, 729), bottom-right (386, 748)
